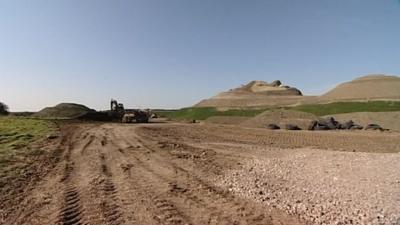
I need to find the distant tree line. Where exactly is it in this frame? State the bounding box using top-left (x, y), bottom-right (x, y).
top-left (0, 101), bottom-right (9, 115)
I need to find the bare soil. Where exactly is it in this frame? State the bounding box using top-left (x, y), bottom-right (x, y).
top-left (1, 122), bottom-right (399, 225)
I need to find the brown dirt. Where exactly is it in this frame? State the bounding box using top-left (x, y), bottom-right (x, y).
top-left (1, 122), bottom-right (399, 225)
top-left (241, 109), bottom-right (318, 130)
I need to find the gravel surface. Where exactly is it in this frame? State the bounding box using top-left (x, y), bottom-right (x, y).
top-left (216, 149), bottom-right (400, 225)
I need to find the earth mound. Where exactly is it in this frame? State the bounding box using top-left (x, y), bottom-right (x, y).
top-left (241, 109), bottom-right (318, 130)
top-left (33, 103), bottom-right (96, 119)
top-left (320, 74), bottom-right (400, 102)
top-left (195, 80), bottom-right (313, 108)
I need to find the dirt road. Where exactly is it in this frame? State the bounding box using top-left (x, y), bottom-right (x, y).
top-left (1, 122), bottom-right (399, 225)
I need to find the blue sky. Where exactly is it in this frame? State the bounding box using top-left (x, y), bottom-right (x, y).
top-left (1, 0), bottom-right (400, 111)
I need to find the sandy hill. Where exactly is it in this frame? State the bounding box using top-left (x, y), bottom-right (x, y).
top-left (195, 80), bottom-right (315, 108)
top-left (319, 74), bottom-right (400, 102)
top-left (33, 103), bottom-right (95, 119)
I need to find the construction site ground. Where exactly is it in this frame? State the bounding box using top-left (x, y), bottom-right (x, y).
top-left (1, 121), bottom-right (399, 225)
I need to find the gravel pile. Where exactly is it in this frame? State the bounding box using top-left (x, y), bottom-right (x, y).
top-left (216, 149), bottom-right (400, 224)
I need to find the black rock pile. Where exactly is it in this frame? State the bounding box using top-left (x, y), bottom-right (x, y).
top-left (265, 117), bottom-right (387, 131)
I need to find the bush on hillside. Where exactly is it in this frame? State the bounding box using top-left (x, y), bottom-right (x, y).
top-left (0, 102), bottom-right (9, 115)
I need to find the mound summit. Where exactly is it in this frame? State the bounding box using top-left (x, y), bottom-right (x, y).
top-left (195, 80), bottom-right (311, 108)
top-left (320, 74), bottom-right (400, 102)
top-left (232, 80), bottom-right (302, 96)
top-left (34, 103), bottom-right (95, 119)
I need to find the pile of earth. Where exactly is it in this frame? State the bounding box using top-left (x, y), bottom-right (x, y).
top-left (323, 111), bottom-right (400, 131)
top-left (195, 80), bottom-right (315, 108)
top-left (240, 109), bottom-right (318, 130)
top-left (33, 103), bottom-right (96, 119)
top-left (319, 74), bottom-right (400, 102)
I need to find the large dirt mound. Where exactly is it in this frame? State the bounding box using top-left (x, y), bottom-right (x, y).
top-left (33, 103), bottom-right (95, 119)
top-left (320, 74), bottom-right (400, 102)
top-left (195, 80), bottom-right (314, 108)
top-left (324, 111), bottom-right (400, 131)
top-left (241, 109), bottom-right (318, 129)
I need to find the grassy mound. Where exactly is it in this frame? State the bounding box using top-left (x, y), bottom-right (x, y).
top-left (292, 101), bottom-right (400, 116)
top-left (34, 103), bottom-right (95, 119)
top-left (158, 107), bottom-right (267, 121)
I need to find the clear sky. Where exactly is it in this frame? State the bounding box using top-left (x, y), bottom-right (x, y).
top-left (1, 0), bottom-right (400, 111)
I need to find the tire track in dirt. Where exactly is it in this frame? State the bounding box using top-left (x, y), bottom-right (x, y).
top-left (57, 139), bottom-right (86, 225)
top-left (110, 127), bottom-right (298, 225)
top-left (57, 124), bottom-right (108, 225)
top-left (104, 134), bottom-right (193, 225)
top-left (80, 134), bottom-right (95, 155)
top-left (99, 150), bottom-right (124, 225)
top-left (129, 152), bottom-right (272, 225)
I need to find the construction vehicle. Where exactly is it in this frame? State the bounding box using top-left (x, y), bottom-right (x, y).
top-left (110, 99), bottom-right (153, 123)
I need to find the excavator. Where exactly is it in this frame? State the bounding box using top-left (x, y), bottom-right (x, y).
top-left (110, 99), bottom-right (154, 123)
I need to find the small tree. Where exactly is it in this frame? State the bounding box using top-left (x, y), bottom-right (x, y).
top-left (0, 101), bottom-right (9, 115)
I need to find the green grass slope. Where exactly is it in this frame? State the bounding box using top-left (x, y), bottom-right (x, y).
top-left (292, 101), bottom-right (400, 116)
top-left (0, 117), bottom-right (55, 167)
top-left (157, 107), bottom-right (268, 120)
top-left (160, 101), bottom-right (400, 120)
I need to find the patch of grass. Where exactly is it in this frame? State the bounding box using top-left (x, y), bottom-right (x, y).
top-left (0, 117), bottom-right (55, 167)
top-left (159, 101), bottom-right (400, 120)
top-left (292, 101), bottom-right (400, 116)
top-left (158, 107), bottom-right (268, 120)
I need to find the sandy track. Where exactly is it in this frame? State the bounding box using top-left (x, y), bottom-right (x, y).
top-left (1, 122), bottom-right (399, 225)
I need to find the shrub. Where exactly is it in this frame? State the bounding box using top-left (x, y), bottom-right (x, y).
top-left (0, 101), bottom-right (9, 115)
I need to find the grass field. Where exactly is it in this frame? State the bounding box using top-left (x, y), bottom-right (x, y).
top-left (156, 107), bottom-right (268, 120)
top-left (159, 101), bottom-right (400, 120)
top-left (292, 101), bottom-right (400, 116)
top-left (0, 117), bottom-right (55, 168)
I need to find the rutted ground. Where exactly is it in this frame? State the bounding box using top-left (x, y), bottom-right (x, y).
top-left (0, 123), bottom-right (302, 225)
top-left (1, 122), bottom-right (399, 225)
